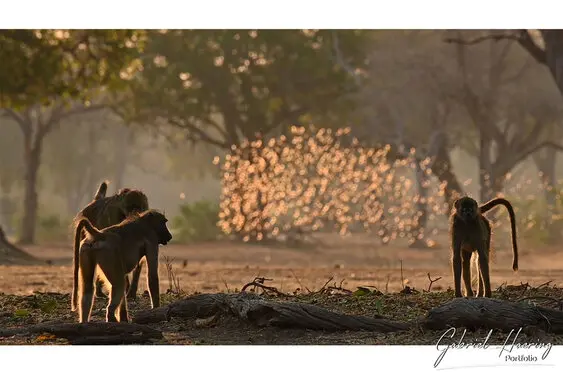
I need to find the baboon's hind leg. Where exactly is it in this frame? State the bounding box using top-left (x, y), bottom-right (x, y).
top-left (477, 245), bottom-right (492, 298)
top-left (478, 227), bottom-right (492, 297)
top-left (95, 279), bottom-right (107, 298)
top-left (78, 254), bottom-right (96, 323)
top-left (477, 255), bottom-right (485, 297)
top-left (105, 279), bottom-right (126, 323)
top-left (119, 292), bottom-right (129, 322)
top-left (98, 256), bottom-right (126, 322)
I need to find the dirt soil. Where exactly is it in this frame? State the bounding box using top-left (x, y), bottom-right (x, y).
top-left (1, 233), bottom-right (563, 345)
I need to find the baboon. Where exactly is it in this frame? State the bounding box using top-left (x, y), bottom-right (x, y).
top-left (71, 181), bottom-right (149, 304)
top-left (72, 210), bottom-right (172, 323)
top-left (450, 196), bottom-right (518, 298)
top-left (93, 181), bottom-right (108, 201)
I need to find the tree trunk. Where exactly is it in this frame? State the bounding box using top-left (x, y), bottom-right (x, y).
top-left (479, 134), bottom-right (494, 203)
top-left (430, 141), bottom-right (464, 213)
top-left (19, 143), bottom-right (41, 245)
top-left (409, 161), bottom-right (429, 248)
top-left (112, 126), bottom-right (130, 193)
top-left (0, 192), bottom-right (15, 236)
top-left (540, 30), bottom-right (563, 100)
top-left (533, 147), bottom-right (559, 243)
top-left (0, 225), bottom-right (37, 265)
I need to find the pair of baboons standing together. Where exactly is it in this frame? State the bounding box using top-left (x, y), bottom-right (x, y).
top-left (70, 181), bottom-right (518, 323)
top-left (70, 181), bottom-right (172, 323)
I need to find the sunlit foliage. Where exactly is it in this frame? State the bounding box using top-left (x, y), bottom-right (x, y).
top-left (216, 126), bottom-right (449, 245)
top-left (0, 29), bottom-right (144, 108)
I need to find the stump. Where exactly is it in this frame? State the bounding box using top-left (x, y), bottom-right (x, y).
top-left (421, 297), bottom-right (563, 333)
top-left (0, 226), bottom-right (37, 265)
top-left (133, 292), bottom-right (410, 332)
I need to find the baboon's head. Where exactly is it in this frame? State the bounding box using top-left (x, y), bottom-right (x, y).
top-left (454, 196), bottom-right (479, 222)
top-left (119, 189), bottom-right (149, 214)
top-left (144, 210), bottom-right (173, 245)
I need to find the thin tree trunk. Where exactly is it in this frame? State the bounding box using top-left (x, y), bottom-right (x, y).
top-left (479, 133), bottom-right (494, 203)
top-left (409, 161), bottom-right (429, 248)
top-left (0, 188), bottom-right (15, 235)
top-left (19, 143), bottom-right (41, 245)
top-left (430, 141), bottom-right (464, 213)
top-left (112, 126), bottom-right (130, 193)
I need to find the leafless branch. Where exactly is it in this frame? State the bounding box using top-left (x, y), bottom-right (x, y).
top-left (2, 108), bottom-right (29, 134)
top-left (444, 30), bottom-right (547, 65)
top-left (331, 31), bottom-right (361, 86)
top-left (444, 32), bottom-right (521, 46)
top-left (167, 117), bottom-right (229, 149)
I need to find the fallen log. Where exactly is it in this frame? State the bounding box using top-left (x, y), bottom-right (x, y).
top-left (133, 292), bottom-right (410, 332)
top-left (0, 322), bottom-right (163, 344)
top-left (421, 297), bottom-right (563, 333)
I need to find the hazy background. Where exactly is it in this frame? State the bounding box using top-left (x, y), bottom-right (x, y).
top-left (1, 30), bottom-right (563, 295)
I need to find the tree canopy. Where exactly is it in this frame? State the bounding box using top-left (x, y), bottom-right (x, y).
top-left (0, 30), bottom-right (144, 108)
top-left (125, 29), bottom-right (372, 148)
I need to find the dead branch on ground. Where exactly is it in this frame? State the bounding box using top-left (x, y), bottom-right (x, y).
top-left (241, 277), bottom-right (291, 297)
top-left (421, 297), bottom-right (563, 333)
top-left (0, 322), bottom-right (163, 344)
top-left (426, 273), bottom-right (442, 292)
top-left (133, 292), bottom-right (410, 332)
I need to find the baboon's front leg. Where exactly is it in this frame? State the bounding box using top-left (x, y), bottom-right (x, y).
top-left (461, 250), bottom-right (473, 297)
top-left (146, 248), bottom-right (160, 308)
top-left (126, 261), bottom-right (143, 300)
top-left (452, 239), bottom-right (463, 298)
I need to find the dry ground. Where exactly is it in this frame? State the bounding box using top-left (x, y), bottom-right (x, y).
top-left (1, 233), bottom-right (563, 345)
top-left (3, 233), bottom-right (563, 295)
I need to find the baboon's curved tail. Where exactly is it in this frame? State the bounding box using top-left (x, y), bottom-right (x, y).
top-left (480, 198), bottom-right (519, 271)
top-left (71, 220), bottom-right (83, 311)
top-left (93, 181), bottom-right (109, 200)
top-left (71, 218), bottom-right (104, 311)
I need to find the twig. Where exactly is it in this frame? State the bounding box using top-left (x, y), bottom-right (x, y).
top-left (289, 269), bottom-right (311, 293)
top-left (241, 277), bottom-right (291, 297)
top-left (385, 274), bottom-right (390, 294)
top-left (400, 260), bottom-right (405, 290)
top-left (534, 280), bottom-right (554, 290)
top-left (317, 276), bottom-right (335, 293)
top-left (322, 279), bottom-right (353, 295)
top-left (426, 273), bottom-right (443, 292)
top-left (162, 255), bottom-right (182, 295)
top-left (221, 278), bottom-right (230, 293)
top-left (495, 282), bottom-right (507, 292)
